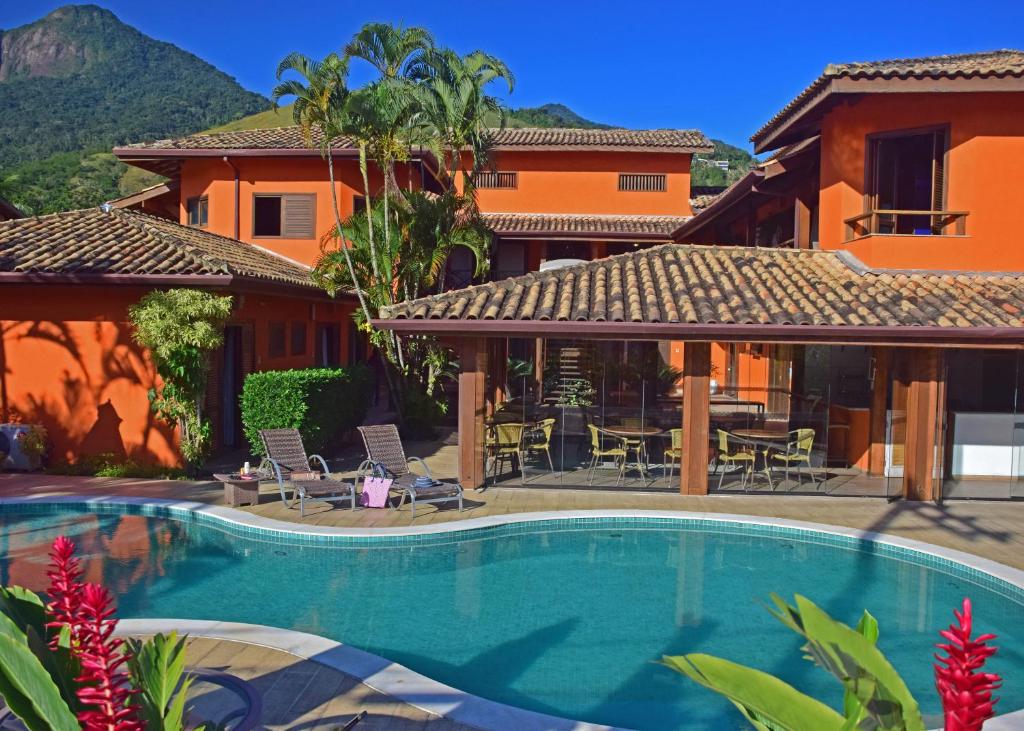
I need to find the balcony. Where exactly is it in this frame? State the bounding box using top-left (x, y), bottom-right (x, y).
top-left (844, 209), bottom-right (969, 242)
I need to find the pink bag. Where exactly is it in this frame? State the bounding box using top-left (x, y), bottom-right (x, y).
top-left (361, 476), bottom-right (393, 508)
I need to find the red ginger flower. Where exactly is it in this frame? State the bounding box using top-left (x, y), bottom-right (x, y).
top-left (934, 597), bottom-right (1002, 731)
top-left (45, 535), bottom-right (84, 650)
top-left (44, 537), bottom-right (141, 730)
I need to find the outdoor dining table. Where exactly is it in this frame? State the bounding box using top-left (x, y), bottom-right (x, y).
top-left (729, 428), bottom-right (791, 491)
top-left (601, 425), bottom-right (664, 485)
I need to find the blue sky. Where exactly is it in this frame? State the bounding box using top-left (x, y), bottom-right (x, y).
top-left (5, 1), bottom-right (1024, 148)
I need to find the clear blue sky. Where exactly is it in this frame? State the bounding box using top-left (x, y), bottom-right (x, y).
top-left (5, 1), bottom-right (1024, 148)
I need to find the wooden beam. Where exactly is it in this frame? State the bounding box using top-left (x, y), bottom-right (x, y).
top-left (794, 195), bottom-right (812, 250)
top-left (902, 348), bottom-right (944, 501)
top-left (867, 347), bottom-right (891, 476)
top-left (680, 342), bottom-right (711, 495)
top-left (458, 338), bottom-right (487, 489)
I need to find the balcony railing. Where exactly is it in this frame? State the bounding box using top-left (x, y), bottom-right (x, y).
top-left (843, 209), bottom-right (969, 241)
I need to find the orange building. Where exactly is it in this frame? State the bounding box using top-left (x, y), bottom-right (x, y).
top-left (0, 208), bottom-right (357, 467)
top-left (672, 49), bottom-right (1024, 499)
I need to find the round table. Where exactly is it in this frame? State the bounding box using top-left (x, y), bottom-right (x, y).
top-left (601, 426), bottom-right (664, 484)
top-left (732, 429), bottom-right (790, 442)
top-left (727, 429), bottom-right (791, 491)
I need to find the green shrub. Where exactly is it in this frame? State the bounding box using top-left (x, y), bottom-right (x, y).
top-left (45, 454), bottom-right (186, 479)
top-left (399, 387), bottom-right (447, 440)
top-left (241, 365), bottom-right (371, 456)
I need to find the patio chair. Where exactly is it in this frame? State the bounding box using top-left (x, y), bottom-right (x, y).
top-left (770, 428), bottom-right (820, 487)
top-left (587, 424), bottom-right (626, 486)
top-left (715, 430), bottom-right (757, 491)
top-left (663, 428), bottom-right (683, 480)
top-left (258, 429), bottom-right (356, 519)
top-left (522, 417), bottom-right (557, 475)
top-left (356, 424), bottom-right (463, 518)
top-left (618, 417), bottom-right (649, 465)
top-left (486, 422), bottom-right (526, 485)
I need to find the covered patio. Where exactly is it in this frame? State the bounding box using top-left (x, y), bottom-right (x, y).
top-left (376, 243), bottom-right (1024, 502)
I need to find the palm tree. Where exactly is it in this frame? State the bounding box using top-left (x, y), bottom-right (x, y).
top-left (270, 53), bottom-right (373, 326)
top-left (343, 22), bottom-right (434, 80)
top-left (411, 48), bottom-right (515, 186)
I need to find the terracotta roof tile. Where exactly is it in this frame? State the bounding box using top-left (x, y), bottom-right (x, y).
top-left (753, 49), bottom-right (1024, 147)
top-left (0, 207), bottom-right (316, 289)
top-left (482, 212), bottom-right (689, 239)
top-left (118, 126), bottom-right (712, 154)
top-left (380, 243), bottom-right (1024, 330)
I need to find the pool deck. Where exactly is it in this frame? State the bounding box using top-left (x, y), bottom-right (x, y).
top-left (149, 635), bottom-right (471, 730)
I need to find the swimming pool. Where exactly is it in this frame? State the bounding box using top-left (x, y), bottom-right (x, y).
top-left (0, 502), bottom-right (1021, 730)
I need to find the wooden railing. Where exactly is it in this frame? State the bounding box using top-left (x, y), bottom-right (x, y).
top-left (843, 209), bottom-right (969, 241)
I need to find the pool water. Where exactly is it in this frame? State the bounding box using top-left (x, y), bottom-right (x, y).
top-left (0, 507), bottom-right (1021, 730)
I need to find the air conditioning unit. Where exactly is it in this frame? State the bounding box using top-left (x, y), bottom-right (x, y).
top-left (0, 424), bottom-right (36, 470)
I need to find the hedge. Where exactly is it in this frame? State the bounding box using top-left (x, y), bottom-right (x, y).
top-left (241, 365), bottom-right (371, 457)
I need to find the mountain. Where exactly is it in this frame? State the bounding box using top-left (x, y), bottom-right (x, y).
top-left (691, 139), bottom-right (756, 187)
top-left (0, 4), bottom-right (268, 214)
top-left (506, 103), bottom-right (611, 129)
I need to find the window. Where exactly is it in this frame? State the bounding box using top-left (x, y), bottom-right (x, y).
top-left (476, 171), bottom-right (518, 189)
top-left (290, 322), bottom-right (307, 356)
top-left (268, 322), bottom-right (286, 358)
top-left (186, 196), bottom-right (208, 227)
top-left (868, 128), bottom-right (948, 234)
top-left (353, 195), bottom-right (366, 214)
top-left (253, 193), bottom-right (316, 238)
top-left (618, 173), bottom-right (666, 192)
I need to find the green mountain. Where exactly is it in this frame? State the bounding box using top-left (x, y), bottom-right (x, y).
top-left (691, 139), bottom-right (757, 187)
top-left (0, 4), bottom-right (268, 214)
top-left (506, 103), bottom-right (611, 129)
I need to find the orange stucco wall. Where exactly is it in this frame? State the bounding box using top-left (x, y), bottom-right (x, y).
top-left (178, 156), bottom-right (417, 266)
top-left (465, 150), bottom-right (695, 216)
top-left (819, 92), bottom-right (1024, 270)
top-left (1, 285), bottom-right (357, 468)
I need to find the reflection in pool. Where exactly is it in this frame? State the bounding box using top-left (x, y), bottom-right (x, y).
top-left (0, 506), bottom-right (1021, 730)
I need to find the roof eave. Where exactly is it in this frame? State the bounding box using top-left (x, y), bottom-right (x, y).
top-left (371, 318), bottom-right (1024, 348)
top-left (490, 144), bottom-right (713, 155)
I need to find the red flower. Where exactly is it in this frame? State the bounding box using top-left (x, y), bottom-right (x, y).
top-left (45, 535), bottom-right (84, 649)
top-left (934, 598), bottom-right (1002, 731)
top-left (44, 537), bottom-right (141, 730)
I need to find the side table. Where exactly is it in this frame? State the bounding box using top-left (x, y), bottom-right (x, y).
top-left (213, 473), bottom-right (261, 507)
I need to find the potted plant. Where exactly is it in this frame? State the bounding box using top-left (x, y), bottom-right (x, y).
top-left (16, 424), bottom-right (48, 470)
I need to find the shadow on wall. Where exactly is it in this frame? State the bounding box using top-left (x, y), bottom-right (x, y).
top-left (0, 318), bottom-right (177, 466)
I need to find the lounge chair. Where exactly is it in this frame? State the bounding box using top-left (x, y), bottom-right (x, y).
top-left (259, 428), bottom-right (356, 518)
top-left (357, 424), bottom-right (463, 518)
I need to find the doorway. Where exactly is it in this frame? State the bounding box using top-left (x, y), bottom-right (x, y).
top-left (220, 325), bottom-right (244, 448)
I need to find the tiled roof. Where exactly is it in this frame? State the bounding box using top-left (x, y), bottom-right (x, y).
top-left (689, 194), bottom-right (721, 213)
top-left (0, 207), bottom-right (316, 289)
top-left (380, 243), bottom-right (1024, 331)
top-left (490, 127), bottom-right (711, 152)
top-left (117, 126), bottom-right (712, 154)
top-left (116, 126), bottom-right (358, 152)
top-left (482, 212), bottom-right (689, 239)
top-left (753, 49), bottom-right (1024, 147)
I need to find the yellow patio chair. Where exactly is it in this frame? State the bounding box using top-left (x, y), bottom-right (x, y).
top-left (771, 428), bottom-right (819, 487)
top-left (523, 417), bottom-right (557, 475)
top-left (618, 417), bottom-right (649, 465)
top-left (486, 422), bottom-right (526, 485)
top-left (663, 428), bottom-right (683, 480)
top-left (716, 429), bottom-right (757, 491)
top-left (587, 424), bottom-right (627, 486)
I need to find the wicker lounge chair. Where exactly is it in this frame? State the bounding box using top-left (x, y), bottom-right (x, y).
top-left (357, 424), bottom-right (463, 518)
top-left (259, 429), bottom-right (356, 518)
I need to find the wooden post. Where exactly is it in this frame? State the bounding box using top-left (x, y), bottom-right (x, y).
top-left (794, 195), bottom-right (812, 249)
top-left (489, 338), bottom-right (508, 414)
top-left (534, 338), bottom-right (545, 403)
top-left (680, 342), bottom-right (711, 495)
top-left (902, 348), bottom-right (944, 501)
top-left (867, 347), bottom-right (891, 476)
top-left (458, 338), bottom-right (487, 489)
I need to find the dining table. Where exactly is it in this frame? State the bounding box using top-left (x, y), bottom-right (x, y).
top-left (601, 425), bottom-right (664, 484)
top-left (728, 428), bottom-right (792, 491)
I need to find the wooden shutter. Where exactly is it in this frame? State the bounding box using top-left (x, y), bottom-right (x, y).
top-left (282, 194), bottom-right (316, 238)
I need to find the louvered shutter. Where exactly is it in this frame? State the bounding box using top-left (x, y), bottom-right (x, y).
top-left (282, 194), bottom-right (316, 238)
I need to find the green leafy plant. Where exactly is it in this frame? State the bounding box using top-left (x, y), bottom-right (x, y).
top-left (557, 378), bottom-right (596, 408)
top-left (241, 365), bottom-right (371, 456)
top-left (128, 289), bottom-right (233, 472)
top-left (125, 632), bottom-right (193, 730)
top-left (46, 453), bottom-right (186, 479)
top-left (663, 594), bottom-right (926, 731)
top-left (16, 425), bottom-right (48, 470)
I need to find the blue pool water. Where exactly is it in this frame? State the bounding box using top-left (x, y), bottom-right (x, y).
top-left (0, 506), bottom-right (1021, 730)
